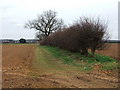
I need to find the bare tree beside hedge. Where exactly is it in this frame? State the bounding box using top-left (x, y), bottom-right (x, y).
top-left (25, 10), bottom-right (64, 40)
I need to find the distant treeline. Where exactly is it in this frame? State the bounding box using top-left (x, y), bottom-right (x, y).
top-left (106, 40), bottom-right (120, 43)
top-left (0, 39), bottom-right (39, 43)
top-left (1, 39), bottom-right (119, 43)
top-left (0, 39), bottom-right (119, 43)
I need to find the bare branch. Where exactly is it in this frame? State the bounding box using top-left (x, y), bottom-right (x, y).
top-left (25, 10), bottom-right (64, 39)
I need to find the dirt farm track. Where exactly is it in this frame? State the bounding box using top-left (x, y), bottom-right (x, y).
top-left (2, 44), bottom-right (119, 88)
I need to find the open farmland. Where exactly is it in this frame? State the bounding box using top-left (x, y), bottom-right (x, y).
top-left (2, 44), bottom-right (119, 88)
top-left (96, 43), bottom-right (119, 60)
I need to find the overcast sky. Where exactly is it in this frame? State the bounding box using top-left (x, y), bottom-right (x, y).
top-left (0, 0), bottom-right (119, 40)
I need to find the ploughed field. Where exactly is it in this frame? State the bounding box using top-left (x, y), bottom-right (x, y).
top-left (96, 43), bottom-right (119, 60)
top-left (2, 44), bottom-right (119, 88)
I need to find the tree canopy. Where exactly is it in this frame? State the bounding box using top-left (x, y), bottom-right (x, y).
top-left (25, 10), bottom-right (64, 39)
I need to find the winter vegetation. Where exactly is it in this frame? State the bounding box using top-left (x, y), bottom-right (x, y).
top-left (25, 10), bottom-right (111, 58)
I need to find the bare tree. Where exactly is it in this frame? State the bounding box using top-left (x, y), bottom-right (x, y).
top-left (25, 10), bottom-right (64, 39)
top-left (76, 17), bottom-right (109, 57)
top-left (35, 31), bottom-right (45, 40)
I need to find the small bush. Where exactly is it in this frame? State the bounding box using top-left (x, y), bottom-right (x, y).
top-left (19, 38), bottom-right (26, 43)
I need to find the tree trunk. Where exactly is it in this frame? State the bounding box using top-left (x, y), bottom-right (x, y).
top-left (91, 48), bottom-right (95, 57)
top-left (81, 48), bottom-right (88, 57)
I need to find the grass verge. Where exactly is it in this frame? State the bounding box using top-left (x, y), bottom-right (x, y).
top-left (41, 45), bottom-right (118, 71)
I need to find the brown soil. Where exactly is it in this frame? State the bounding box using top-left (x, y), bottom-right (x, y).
top-left (96, 43), bottom-right (119, 60)
top-left (2, 44), bottom-right (119, 88)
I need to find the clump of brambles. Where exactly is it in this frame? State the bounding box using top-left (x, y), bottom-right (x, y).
top-left (40, 17), bottom-right (109, 57)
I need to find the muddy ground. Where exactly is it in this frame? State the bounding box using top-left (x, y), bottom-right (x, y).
top-left (96, 43), bottom-right (119, 60)
top-left (2, 44), bottom-right (119, 88)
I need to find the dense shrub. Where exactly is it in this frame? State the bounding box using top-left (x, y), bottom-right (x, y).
top-left (19, 38), bottom-right (26, 43)
top-left (40, 17), bottom-right (109, 57)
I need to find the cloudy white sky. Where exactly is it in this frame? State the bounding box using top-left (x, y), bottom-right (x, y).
top-left (0, 0), bottom-right (119, 40)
